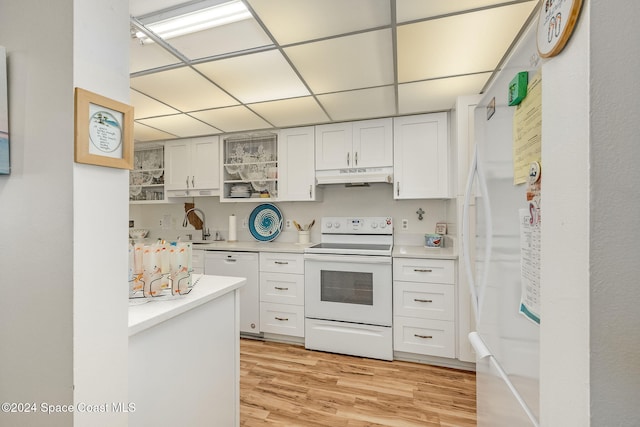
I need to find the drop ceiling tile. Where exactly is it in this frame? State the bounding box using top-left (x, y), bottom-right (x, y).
top-left (190, 106), bottom-right (272, 133)
top-left (317, 86), bottom-right (396, 122)
top-left (397, 2), bottom-right (536, 82)
top-left (247, 0), bottom-right (391, 45)
top-left (396, 0), bottom-right (534, 22)
top-left (285, 29), bottom-right (394, 94)
top-left (129, 0), bottom-right (186, 17)
top-left (129, 38), bottom-right (180, 73)
top-left (249, 97), bottom-right (329, 128)
top-left (130, 89), bottom-right (179, 119)
top-left (165, 19), bottom-right (273, 61)
top-left (398, 72), bottom-right (492, 114)
top-left (134, 122), bottom-right (179, 142)
top-left (195, 50), bottom-right (309, 104)
top-left (131, 67), bottom-right (239, 112)
top-left (137, 114), bottom-right (221, 138)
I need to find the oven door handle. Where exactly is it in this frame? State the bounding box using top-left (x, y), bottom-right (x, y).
top-left (304, 254), bottom-right (391, 264)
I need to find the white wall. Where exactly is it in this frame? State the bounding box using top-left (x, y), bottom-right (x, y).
top-left (589, 1), bottom-right (640, 425)
top-left (539, 4), bottom-right (591, 425)
top-left (0, 1), bottom-right (129, 426)
top-left (541, 1), bottom-right (640, 425)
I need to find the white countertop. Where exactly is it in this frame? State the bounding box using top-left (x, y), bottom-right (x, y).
top-left (128, 274), bottom-right (246, 336)
top-left (190, 240), bottom-right (314, 253)
top-left (392, 245), bottom-right (458, 260)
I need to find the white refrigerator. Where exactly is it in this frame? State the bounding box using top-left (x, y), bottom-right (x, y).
top-left (462, 17), bottom-right (541, 427)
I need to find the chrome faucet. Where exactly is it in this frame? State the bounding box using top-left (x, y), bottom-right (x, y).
top-left (182, 207), bottom-right (210, 241)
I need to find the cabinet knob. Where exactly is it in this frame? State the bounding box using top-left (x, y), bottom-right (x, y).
top-left (347, 152), bottom-right (350, 166)
top-left (185, 176), bottom-right (190, 188)
top-left (414, 268), bottom-right (432, 273)
top-left (414, 298), bottom-right (433, 303)
top-left (274, 287), bottom-right (289, 291)
top-left (355, 152), bottom-right (358, 166)
top-left (275, 317), bottom-right (289, 322)
top-left (396, 181), bottom-right (400, 196)
top-left (274, 261), bottom-right (289, 265)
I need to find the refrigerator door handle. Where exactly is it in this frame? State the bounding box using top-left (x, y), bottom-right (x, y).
top-left (468, 332), bottom-right (540, 427)
top-left (461, 145), bottom-right (493, 324)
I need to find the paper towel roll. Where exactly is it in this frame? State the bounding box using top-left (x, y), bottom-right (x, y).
top-left (229, 214), bottom-right (237, 242)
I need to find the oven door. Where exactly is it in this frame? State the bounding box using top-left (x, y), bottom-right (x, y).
top-left (304, 253), bottom-right (392, 326)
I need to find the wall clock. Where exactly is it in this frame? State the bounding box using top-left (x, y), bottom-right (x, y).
top-left (536, 0), bottom-right (583, 58)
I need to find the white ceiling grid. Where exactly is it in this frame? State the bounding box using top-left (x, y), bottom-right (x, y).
top-left (130, 0), bottom-right (538, 142)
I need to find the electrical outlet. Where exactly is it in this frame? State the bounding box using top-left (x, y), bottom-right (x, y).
top-left (285, 219), bottom-right (292, 229)
top-left (161, 214), bottom-right (172, 230)
top-left (401, 219), bottom-right (409, 230)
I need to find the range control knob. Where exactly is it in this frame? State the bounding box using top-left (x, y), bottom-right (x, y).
top-left (371, 222), bottom-right (378, 229)
top-left (333, 222), bottom-right (341, 229)
top-left (325, 222), bottom-right (332, 228)
top-left (379, 221), bottom-right (386, 229)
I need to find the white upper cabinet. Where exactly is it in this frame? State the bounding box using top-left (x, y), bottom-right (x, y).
top-left (315, 118), bottom-right (392, 170)
top-left (393, 113), bottom-right (451, 199)
top-left (277, 126), bottom-right (319, 201)
top-left (164, 136), bottom-right (220, 197)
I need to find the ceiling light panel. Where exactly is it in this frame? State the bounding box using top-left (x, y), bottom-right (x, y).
top-left (190, 105), bottom-right (273, 133)
top-left (130, 67), bottom-right (239, 112)
top-left (130, 0), bottom-right (188, 17)
top-left (137, 113), bottom-right (222, 137)
top-left (163, 18), bottom-right (273, 61)
top-left (247, 0), bottom-right (391, 45)
top-left (397, 2), bottom-right (536, 82)
top-left (316, 86), bottom-right (396, 122)
top-left (249, 97), bottom-right (330, 128)
top-left (398, 72), bottom-right (492, 114)
top-left (395, 0), bottom-right (533, 22)
top-left (134, 122), bottom-right (178, 142)
top-left (285, 29), bottom-right (394, 94)
top-left (195, 50), bottom-right (309, 104)
top-left (130, 90), bottom-right (180, 119)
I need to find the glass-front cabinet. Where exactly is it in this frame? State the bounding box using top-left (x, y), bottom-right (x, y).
top-left (221, 133), bottom-right (277, 202)
top-left (130, 144), bottom-right (165, 203)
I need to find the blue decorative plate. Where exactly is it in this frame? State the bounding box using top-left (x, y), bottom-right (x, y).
top-left (248, 203), bottom-right (283, 242)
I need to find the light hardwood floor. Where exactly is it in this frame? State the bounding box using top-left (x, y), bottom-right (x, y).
top-left (240, 338), bottom-right (476, 427)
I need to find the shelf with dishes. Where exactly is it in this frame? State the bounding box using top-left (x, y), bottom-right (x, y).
top-left (130, 145), bottom-right (165, 203)
top-left (222, 133), bottom-right (278, 202)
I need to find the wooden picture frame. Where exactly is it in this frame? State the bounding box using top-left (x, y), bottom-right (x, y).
top-left (74, 87), bottom-right (134, 169)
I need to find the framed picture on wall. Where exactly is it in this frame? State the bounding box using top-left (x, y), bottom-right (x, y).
top-left (0, 46), bottom-right (9, 175)
top-left (74, 87), bottom-right (134, 169)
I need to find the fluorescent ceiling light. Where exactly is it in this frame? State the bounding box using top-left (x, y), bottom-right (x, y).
top-left (135, 0), bottom-right (252, 42)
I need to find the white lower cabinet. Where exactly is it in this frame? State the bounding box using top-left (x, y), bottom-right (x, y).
top-left (393, 257), bottom-right (456, 359)
top-left (259, 252), bottom-right (305, 337)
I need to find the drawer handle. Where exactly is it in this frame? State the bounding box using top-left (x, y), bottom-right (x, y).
top-left (275, 316), bottom-right (289, 321)
top-left (274, 286), bottom-right (289, 291)
top-left (274, 261), bottom-right (289, 265)
top-left (414, 334), bottom-right (433, 339)
top-left (414, 298), bottom-right (433, 303)
top-left (414, 268), bottom-right (433, 272)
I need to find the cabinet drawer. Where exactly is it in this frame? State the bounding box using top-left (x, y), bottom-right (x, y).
top-left (393, 282), bottom-right (454, 321)
top-left (260, 303), bottom-right (304, 337)
top-left (393, 258), bottom-right (454, 284)
top-left (393, 316), bottom-right (455, 358)
top-left (259, 252), bottom-right (304, 274)
top-left (260, 272), bottom-right (304, 305)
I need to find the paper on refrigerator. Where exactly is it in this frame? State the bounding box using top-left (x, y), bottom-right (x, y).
top-left (519, 208), bottom-right (541, 324)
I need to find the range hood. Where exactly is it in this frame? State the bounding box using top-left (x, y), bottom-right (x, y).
top-left (315, 167), bottom-right (393, 185)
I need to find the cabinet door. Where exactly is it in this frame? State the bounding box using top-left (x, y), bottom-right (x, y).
top-left (315, 122), bottom-right (352, 170)
top-left (164, 140), bottom-right (191, 191)
top-left (352, 118), bottom-right (392, 168)
top-left (191, 136), bottom-right (219, 191)
top-left (278, 127), bottom-right (316, 201)
top-left (393, 113), bottom-right (450, 199)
